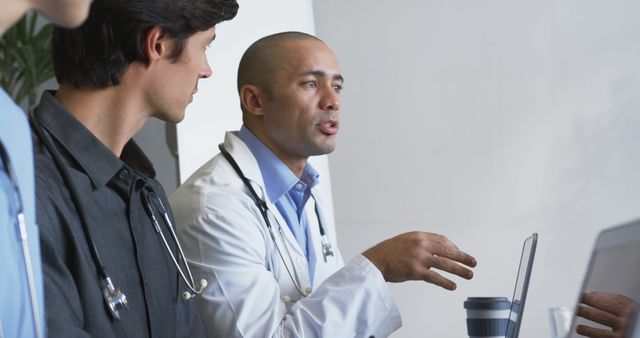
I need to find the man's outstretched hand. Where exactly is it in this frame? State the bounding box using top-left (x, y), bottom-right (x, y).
top-left (363, 232), bottom-right (477, 290)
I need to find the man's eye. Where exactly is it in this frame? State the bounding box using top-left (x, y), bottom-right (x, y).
top-left (304, 81), bottom-right (318, 88)
top-left (333, 84), bottom-right (343, 93)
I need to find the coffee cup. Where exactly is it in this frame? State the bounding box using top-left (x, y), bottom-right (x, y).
top-left (464, 297), bottom-right (511, 338)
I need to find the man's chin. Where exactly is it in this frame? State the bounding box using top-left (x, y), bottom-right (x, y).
top-left (172, 112), bottom-right (186, 124)
top-left (310, 143), bottom-right (337, 156)
top-left (155, 111), bottom-right (185, 124)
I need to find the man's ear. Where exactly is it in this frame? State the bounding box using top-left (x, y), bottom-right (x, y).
top-left (239, 84), bottom-right (266, 117)
top-left (144, 26), bottom-right (171, 64)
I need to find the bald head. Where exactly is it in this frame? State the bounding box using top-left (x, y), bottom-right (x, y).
top-left (237, 31), bottom-right (324, 100)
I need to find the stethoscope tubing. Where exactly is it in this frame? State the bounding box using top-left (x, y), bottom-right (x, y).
top-left (143, 189), bottom-right (205, 298)
top-left (30, 115), bottom-right (111, 283)
top-left (29, 114), bottom-right (127, 319)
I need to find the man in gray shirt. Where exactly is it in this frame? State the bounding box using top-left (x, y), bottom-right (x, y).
top-left (32, 0), bottom-right (238, 336)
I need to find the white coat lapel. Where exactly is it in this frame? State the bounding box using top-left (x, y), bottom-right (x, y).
top-left (224, 131), bottom-right (311, 288)
top-left (223, 132), bottom-right (264, 189)
top-left (266, 201), bottom-right (312, 293)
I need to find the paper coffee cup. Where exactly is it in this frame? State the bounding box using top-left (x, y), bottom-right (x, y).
top-left (464, 297), bottom-right (511, 338)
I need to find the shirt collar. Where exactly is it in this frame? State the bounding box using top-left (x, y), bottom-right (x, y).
top-left (237, 125), bottom-right (319, 203)
top-left (33, 91), bottom-right (156, 189)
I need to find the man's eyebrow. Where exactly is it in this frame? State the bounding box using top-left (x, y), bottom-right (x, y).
top-left (298, 70), bottom-right (344, 82)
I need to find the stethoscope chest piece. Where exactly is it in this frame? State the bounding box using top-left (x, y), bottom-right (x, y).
top-left (102, 277), bottom-right (128, 320)
top-left (321, 236), bottom-right (334, 262)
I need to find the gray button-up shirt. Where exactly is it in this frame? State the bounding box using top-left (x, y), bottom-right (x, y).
top-left (33, 91), bottom-right (206, 338)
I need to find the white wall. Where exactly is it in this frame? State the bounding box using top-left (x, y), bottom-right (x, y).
top-left (176, 0), bottom-right (335, 223)
top-left (312, 1), bottom-right (640, 337)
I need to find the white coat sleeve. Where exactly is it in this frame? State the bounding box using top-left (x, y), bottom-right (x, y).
top-left (174, 187), bottom-right (402, 338)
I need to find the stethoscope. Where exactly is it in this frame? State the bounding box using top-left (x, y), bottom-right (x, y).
top-left (30, 113), bottom-right (207, 321)
top-left (0, 141), bottom-right (43, 338)
top-left (218, 143), bottom-right (335, 297)
top-left (142, 188), bottom-right (207, 301)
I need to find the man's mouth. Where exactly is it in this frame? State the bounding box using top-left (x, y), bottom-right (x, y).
top-left (317, 119), bottom-right (339, 135)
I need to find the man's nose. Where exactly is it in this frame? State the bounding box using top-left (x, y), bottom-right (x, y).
top-left (320, 85), bottom-right (340, 111)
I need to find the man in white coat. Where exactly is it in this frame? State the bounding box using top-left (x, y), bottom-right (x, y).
top-left (170, 31), bottom-right (478, 337)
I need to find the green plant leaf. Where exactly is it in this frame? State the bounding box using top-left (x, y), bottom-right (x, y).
top-left (28, 12), bottom-right (38, 39)
top-left (0, 11), bottom-right (54, 108)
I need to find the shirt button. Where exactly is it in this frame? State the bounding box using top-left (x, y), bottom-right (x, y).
top-left (295, 183), bottom-right (303, 190)
top-left (119, 169), bottom-right (129, 178)
top-left (282, 295), bottom-right (291, 303)
top-left (305, 287), bottom-right (312, 295)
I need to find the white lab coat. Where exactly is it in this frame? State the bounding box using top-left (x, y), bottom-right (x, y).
top-left (170, 132), bottom-right (401, 338)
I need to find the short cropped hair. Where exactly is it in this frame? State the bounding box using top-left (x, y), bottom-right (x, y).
top-left (237, 31), bottom-right (321, 98)
top-left (236, 32), bottom-right (323, 116)
top-left (53, 0), bottom-right (238, 88)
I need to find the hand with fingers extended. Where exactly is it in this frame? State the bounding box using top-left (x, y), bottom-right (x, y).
top-left (576, 291), bottom-right (638, 338)
top-left (361, 231), bottom-right (477, 290)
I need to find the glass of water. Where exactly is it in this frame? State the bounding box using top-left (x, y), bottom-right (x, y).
top-left (549, 306), bottom-right (575, 338)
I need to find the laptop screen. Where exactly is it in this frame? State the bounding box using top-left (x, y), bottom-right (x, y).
top-left (506, 233), bottom-right (538, 338)
top-left (569, 220), bottom-right (640, 338)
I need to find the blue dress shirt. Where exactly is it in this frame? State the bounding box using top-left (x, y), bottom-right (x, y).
top-left (0, 88), bottom-right (44, 337)
top-left (237, 126), bottom-right (320, 283)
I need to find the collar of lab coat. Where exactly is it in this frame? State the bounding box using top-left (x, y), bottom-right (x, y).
top-left (223, 131), bottom-right (269, 202)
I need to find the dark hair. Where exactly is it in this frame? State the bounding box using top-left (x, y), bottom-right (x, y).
top-left (52, 0), bottom-right (238, 88)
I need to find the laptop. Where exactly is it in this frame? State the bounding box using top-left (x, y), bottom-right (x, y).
top-left (568, 219), bottom-right (640, 338)
top-left (505, 233), bottom-right (538, 338)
